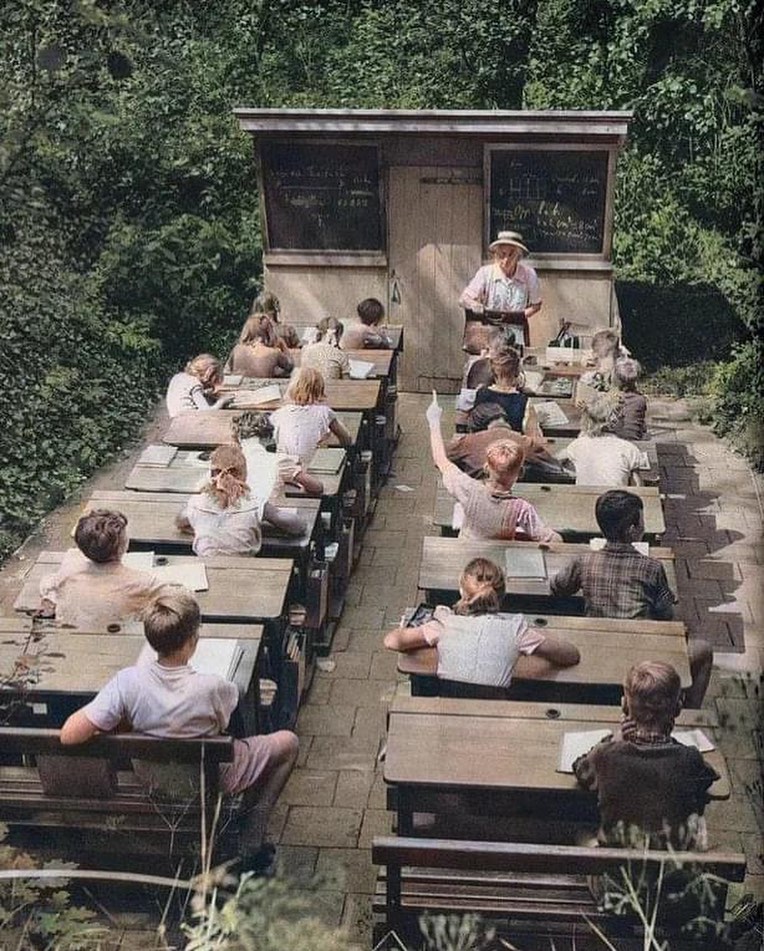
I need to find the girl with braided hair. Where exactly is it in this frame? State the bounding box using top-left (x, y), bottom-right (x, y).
top-left (383, 558), bottom-right (579, 688)
top-left (176, 444), bottom-right (306, 556)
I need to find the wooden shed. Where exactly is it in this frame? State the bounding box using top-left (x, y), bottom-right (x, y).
top-left (234, 108), bottom-right (632, 393)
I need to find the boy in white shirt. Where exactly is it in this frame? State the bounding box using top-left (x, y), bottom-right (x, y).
top-left (60, 587), bottom-right (298, 873)
top-left (558, 393), bottom-right (644, 486)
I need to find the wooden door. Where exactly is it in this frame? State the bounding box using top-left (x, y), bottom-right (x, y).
top-left (388, 167), bottom-right (482, 393)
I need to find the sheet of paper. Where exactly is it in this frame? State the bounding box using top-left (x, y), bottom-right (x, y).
top-left (348, 359), bottom-right (375, 380)
top-left (533, 401), bottom-right (570, 428)
top-left (223, 374), bottom-right (242, 386)
top-left (672, 729), bottom-right (715, 753)
top-left (590, 538), bottom-right (649, 556)
top-left (153, 562), bottom-right (209, 592)
top-left (558, 729), bottom-right (612, 773)
top-left (123, 551), bottom-right (155, 571)
top-left (309, 447), bottom-right (345, 474)
top-left (522, 371), bottom-right (545, 393)
top-left (233, 383), bottom-right (282, 407)
top-left (452, 502), bottom-right (465, 531)
top-left (455, 388), bottom-right (478, 412)
top-left (139, 638), bottom-right (243, 681)
top-left (240, 437), bottom-right (277, 505)
top-left (504, 548), bottom-right (547, 579)
top-left (301, 327), bottom-right (318, 345)
top-left (138, 445), bottom-right (177, 467)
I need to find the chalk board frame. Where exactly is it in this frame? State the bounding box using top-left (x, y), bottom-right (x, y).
top-left (483, 144), bottom-right (616, 262)
top-left (257, 138), bottom-right (387, 265)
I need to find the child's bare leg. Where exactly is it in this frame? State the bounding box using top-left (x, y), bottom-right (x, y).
top-left (238, 731), bottom-right (299, 854)
top-left (294, 471), bottom-right (324, 495)
top-left (685, 639), bottom-right (713, 709)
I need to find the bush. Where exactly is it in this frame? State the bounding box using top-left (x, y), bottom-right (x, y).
top-left (709, 341), bottom-right (764, 469)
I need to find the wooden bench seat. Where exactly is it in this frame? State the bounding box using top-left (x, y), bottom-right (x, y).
top-left (372, 836), bottom-right (747, 950)
top-left (0, 727), bottom-right (239, 871)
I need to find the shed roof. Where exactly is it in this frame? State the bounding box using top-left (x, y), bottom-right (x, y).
top-left (234, 108), bottom-right (632, 140)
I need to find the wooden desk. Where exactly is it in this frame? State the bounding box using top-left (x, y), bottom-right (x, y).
top-left (0, 627), bottom-right (262, 734)
top-left (396, 612), bottom-right (690, 702)
top-left (417, 536), bottom-right (677, 603)
top-left (385, 696), bottom-right (730, 834)
top-left (223, 379), bottom-right (382, 414)
top-left (434, 481), bottom-right (665, 540)
top-left (524, 348), bottom-right (588, 378)
top-left (81, 490), bottom-right (321, 560)
top-left (163, 410), bottom-right (364, 451)
top-left (289, 349), bottom-right (395, 380)
top-left (12, 551), bottom-right (293, 625)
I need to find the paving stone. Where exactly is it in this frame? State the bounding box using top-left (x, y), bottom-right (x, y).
top-left (351, 705), bottom-right (388, 745)
top-left (369, 650), bottom-right (401, 680)
top-left (307, 677), bottom-right (333, 704)
top-left (281, 768), bottom-right (338, 806)
top-left (330, 678), bottom-right (398, 708)
top-left (316, 847), bottom-right (379, 894)
top-left (281, 806), bottom-right (364, 848)
top-left (267, 801), bottom-right (288, 842)
top-left (367, 772), bottom-right (389, 810)
top-left (334, 770), bottom-right (375, 809)
top-left (318, 651), bottom-right (373, 679)
top-left (276, 845), bottom-right (319, 885)
top-left (297, 703), bottom-right (357, 736)
top-left (358, 808), bottom-right (394, 848)
top-left (296, 735), bottom-right (313, 767)
top-left (306, 736), bottom-right (379, 772)
top-left (341, 891), bottom-right (374, 946)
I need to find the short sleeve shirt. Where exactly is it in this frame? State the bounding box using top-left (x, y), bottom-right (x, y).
top-left (560, 433), bottom-right (643, 486)
top-left (442, 465), bottom-right (556, 542)
top-left (166, 373), bottom-right (211, 417)
top-left (418, 606), bottom-right (545, 687)
top-left (549, 544), bottom-right (676, 619)
top-left (82, 662), bottom-right (239, 738)
top-left (461, 263), bottom-right (541, 313)
top-left (270, 403), bottom-right (337, 465)
top-left (180, 493), bottom-right (262, 557)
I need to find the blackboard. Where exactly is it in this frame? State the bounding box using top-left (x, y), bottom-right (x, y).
top-left (488, 149), bottom-right (609, 254)
top-left (261, 142), bottom-right (383, 252)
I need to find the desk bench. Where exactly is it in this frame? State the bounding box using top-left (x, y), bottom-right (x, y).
top-left (372, 836), bottom-right (746, 950)
top-left (0, 727), bottom-right (238, 872)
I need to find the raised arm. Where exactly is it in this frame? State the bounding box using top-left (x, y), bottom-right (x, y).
top-left (426, 391), bottom-right (451, 473)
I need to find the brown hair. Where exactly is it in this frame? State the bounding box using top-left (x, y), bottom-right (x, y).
top-left (74, 509), bottom-right (128, 563)
top-left (239, 314), bottom-right (278, 349)
top-left (143, 585), bottom-right (201, 655)
top-left (315, 316), bottom-right (344, 346)
top-left (485, 439), bottom-right (525, 487)
top-left (204, 444), bottom-right (250, 509)
top-left (357, 297), bottom-right (384, 326)
top-left (623, 661), bottom-right (682, 733)
top-left (489, 345), bottom-right (523, 387)
top-left (185, 354), bottom-right (223, 391)
top-left (286, 366), bottom-right (326, 405)
top-left (250, 292), bottom-right (280, 320)
top-left (454, 558), bottom-right (506, 615)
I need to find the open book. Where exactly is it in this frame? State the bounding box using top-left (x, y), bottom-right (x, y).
top-left (234, 383), bottom-right (282, 407)
top-left (349, 359), bottom-right (375, 380)
top-left (139, 637), bottom-right (243, 681)
top-left (558, 728), bottom-right (715, 773)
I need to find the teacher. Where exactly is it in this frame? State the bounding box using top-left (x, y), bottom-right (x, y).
top-left (459, 231), bottom-right (542, 347)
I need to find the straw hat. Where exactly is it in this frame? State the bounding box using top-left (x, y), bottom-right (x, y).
top-left (489, 231), bottom-right (529, 254)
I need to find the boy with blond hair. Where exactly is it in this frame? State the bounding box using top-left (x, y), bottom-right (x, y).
top-left (61, 586), bottom-right (298, 873)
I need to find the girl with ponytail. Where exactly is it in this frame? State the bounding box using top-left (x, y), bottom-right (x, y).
top-left (176, 444), bottom-right (306, 556)
top-left (383, 557), bottom-right (579, 689)
top-left (301, 317), bottom-right (351, 380)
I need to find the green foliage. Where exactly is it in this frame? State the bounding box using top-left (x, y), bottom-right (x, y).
top-left (709, 340), bottom-right (764, 469)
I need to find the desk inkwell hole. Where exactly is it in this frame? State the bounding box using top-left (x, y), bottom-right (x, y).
top-left (107, 624), bottom-right (122, 634)
top-left (198, 451), bottom-right (211, 462)
top-left (155, 556), bottom-right (169, 566)
top-left (545, 708), bottom-right (561, 720)
top-left (540, 485), bottom-right (551, 492)
top-left (534, 618), bottom-right (548, 627)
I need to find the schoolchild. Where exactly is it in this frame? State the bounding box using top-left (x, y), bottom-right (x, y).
top-left (427, 392), bottom-right (561, 542)
top-left (610, 357), bottom-right (648, 441)
top-left (550, 490), bottom-right (713, 707)
top-left (300, 317), bottom-right (350, 380)
top-left (383, 557), bottom-right (579, 688)
top-left (573, 661), bottom-right (718, 849)
top-left (250, 292), bottom-right (300, 350)
top-left (229, 314), bottom-right (293, 379)
top-left (269, 368), bottom-right (352, 495)
top-left (37, 509), bottom-right (163, 629)
top-left (60, 586), bottom-right (299, 872)
top-left (176, 444), bottom-right (306, 556)
top-left (557, 392), bottom-right (644, 486)
top-left (578, 328), bottom-right (622, 395)
top-left (340, 298), bottom-right (393, 350)
top-left (166, 354), bottom-right (232, 418)
top-left (469, 345), bottom-right (542, 438)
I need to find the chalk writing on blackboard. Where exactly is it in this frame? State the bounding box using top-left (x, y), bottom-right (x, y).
top-left (489, 150), bottom-right (608, 254)
top-left (262, 142), bottom-right (383, 251)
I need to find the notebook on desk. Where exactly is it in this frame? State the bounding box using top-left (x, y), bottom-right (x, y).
top-left (233, 384), bottom-right (282, 407)
top-left (139, 637), bottom-right (243, 680)
top-left (309, 447), bottom-right (345, 474)
top-left (349, 359), bottom-right (375, 380)
top-left (534, 401), bottom-right (570, 428)
top-left (504, 548), bottom-right (547, 579)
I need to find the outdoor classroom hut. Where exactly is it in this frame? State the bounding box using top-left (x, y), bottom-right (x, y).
top-left (235, 108), bottom-right (632, 394)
